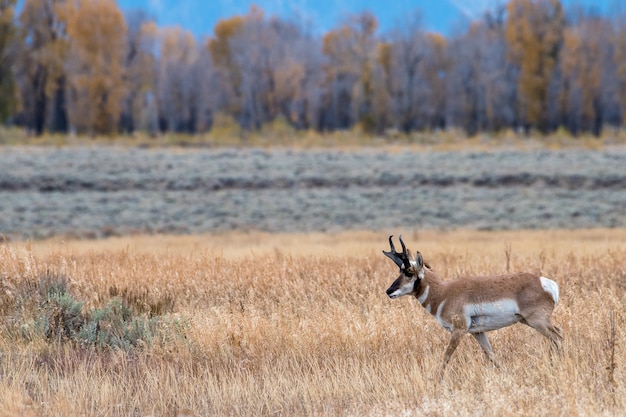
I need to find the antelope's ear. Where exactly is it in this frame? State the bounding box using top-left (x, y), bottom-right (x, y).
top-left (406, 249), bottom-right (422, 267)
top-left (404, 249), bottom-right (422, 276)
top-left (415, 251), bottom-right (424, 269)
top-left (414, 251), bottom-right (425, 279)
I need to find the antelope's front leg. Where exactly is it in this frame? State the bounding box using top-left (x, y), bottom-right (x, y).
top-left (442, 329), bottom-right (466, 368)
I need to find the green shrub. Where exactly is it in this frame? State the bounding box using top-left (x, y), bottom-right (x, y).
top-left (76, 297), bottom-right (156, 349)
top-left (39, 290), bottom-right (85, 343)
top-left (2, 270), bottom-right (184, 350)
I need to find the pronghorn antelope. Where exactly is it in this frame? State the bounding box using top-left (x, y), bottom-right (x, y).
top-left (383, 235), bottom-right (562, 369)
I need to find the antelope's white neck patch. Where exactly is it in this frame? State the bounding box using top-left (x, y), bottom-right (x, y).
top-left (417, 285), bottom-right (430, 305)
top-left (435, 300), bottom-right (452, 332)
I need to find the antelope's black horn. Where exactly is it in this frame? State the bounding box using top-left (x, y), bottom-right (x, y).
top-left (388, 235), bottom-right (396, 253)
top-left (399, 235), bottom-right (408, 255)
top-left (383, 235), bottom-right (404, 268)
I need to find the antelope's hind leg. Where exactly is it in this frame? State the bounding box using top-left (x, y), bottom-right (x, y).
top-left (472, 332), bottom-right (500, 368)
top-left (520, 311), bottom-right (563, 352)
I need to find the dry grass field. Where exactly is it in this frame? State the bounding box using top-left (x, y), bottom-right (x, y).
top-left (0, 229), bottom-right (624, 416)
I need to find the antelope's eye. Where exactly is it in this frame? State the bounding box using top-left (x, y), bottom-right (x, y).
top-left (401, 267), bottom-right (415, 279)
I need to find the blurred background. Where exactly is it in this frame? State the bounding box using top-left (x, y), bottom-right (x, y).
top-left (0, 0), bottom-right (622, 138)
top-left (1, 0), bottom-right (625, 240)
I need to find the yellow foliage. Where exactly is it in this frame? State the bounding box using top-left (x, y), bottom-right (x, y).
top-left (65, 0), bottom-right (127, 135)
top-left (208, 15), bottom-right (244, 67)
top-left (427, 32), bottom-right (447, 50)
top-left (322, 26), bottom-right (354, 68)
top-left (506, 0), bottom-right (564, 132)
top-left (160, 26), bottom-right (197, 65)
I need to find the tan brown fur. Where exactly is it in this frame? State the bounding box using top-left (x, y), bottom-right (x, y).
top-left (384, 238), bottom-right (562, 371)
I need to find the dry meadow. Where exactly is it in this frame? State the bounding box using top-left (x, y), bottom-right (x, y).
top-left (0, 229), bottom-right (624, 416)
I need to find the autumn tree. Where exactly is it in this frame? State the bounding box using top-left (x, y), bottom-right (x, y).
top-left (232, 12), bottom-right (309, 129)
top-left (277, 30), bottom-right (325, 130)
top-left (16, 0), bottom-right (69, 134)
top-left (64, 0), bottom-right (126, 135)
top-left (213, 6), bottom-right (323, 131)
top-left (156, 26), bottom-right (199, 132)
top-left (227, 7), bottom-right (274, 130)
top-left (207, 14), bottom-right (245, 119)
top-left (0, 0), bottom-right (17, 122)
top-left (447, 10), bottom-right (516, 135)
top-left (192, 46), bottom-right (218, 132)
top-left (385, 12), bottom-right (429, 132)
top-left (321, 12), bottom-right (384, 132)
top-left (613, 6), bottom-right (626, 127)
top-left (5, 0), bottom-right (626, 138)
top-left (421, 33), bottom-right (449, 130)
top-left (120, 10), bottom-right (158, 134)
top-left (265, 19), bottom-right (323, 130)
top-left (505, 0), bottom-right (564, 133)
top-left (344, 12), bottom-right (381, 133)
top-left (559, 14), bottom-right (614, 135)
top-left (321, 26), bottom-right (357, 129)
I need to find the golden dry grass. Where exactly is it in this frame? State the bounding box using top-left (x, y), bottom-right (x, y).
top-left (3, 124), bottom-right (626, 151)
top-left (1, 229), bottom-right (625, 416)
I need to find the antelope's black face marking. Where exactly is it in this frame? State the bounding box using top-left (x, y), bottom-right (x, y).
top-left (386, 271), bottom-right (419, 299)
top-left (383, 235), bottom-right (424, 298)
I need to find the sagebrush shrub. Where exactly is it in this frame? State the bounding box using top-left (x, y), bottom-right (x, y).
top-left (9, 273), bottom-right (176, 350)
top-left (77, 297), bottom-right (159, 349)
top-left (40, 290), bottom-right (84, 342)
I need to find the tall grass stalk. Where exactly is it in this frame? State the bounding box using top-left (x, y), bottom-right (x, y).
top-left (1, 229), bottom-right (624, 416)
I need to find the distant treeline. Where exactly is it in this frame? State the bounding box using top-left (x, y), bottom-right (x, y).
top-left (1, 0), bottom-right (626, 137)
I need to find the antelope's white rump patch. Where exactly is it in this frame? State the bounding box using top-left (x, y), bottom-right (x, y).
top-left (540, 276), bottom-right (559, 305)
